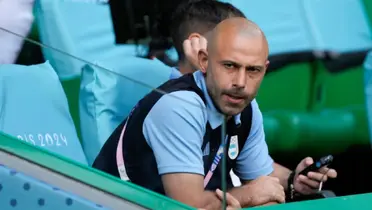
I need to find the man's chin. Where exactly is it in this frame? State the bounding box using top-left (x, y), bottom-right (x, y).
top-left (220, 107), bottom-right (244, 117)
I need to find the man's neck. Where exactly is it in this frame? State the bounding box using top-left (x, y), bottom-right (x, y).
top-left (178, 61), bottom-right (196, 75)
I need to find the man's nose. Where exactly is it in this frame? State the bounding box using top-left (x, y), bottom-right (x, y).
top-left (233, 69), bottom-right (246, 89)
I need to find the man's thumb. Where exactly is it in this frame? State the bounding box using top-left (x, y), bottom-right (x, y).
top-left (304, 157), bottom-right (314, 166)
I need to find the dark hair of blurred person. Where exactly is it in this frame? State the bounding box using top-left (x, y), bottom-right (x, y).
top-left (170, 0), bottom-right (246, 63)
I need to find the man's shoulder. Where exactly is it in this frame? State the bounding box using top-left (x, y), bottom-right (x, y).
top-left (250, 99), bottom-right (262, 121)
top-left (148, 74), bottom-right (206, 110)
top-left (140, 90), bottom-right (208, 137)
top-left (142, 90), bottom-right (208, 148)
top-left (153, 90), bottom-right (207, 114)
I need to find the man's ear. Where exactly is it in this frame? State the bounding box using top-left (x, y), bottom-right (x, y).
top-left (198, 49), bottom-right (208, 73)
top-left (187, 32), bottom-right (202, 40)
top-left (265, 60), bottom-right (270, 69)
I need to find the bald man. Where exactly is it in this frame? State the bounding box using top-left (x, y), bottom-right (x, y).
top-left (182, 20), bottom-right (337, 198)
top-left (94, 17), bottom-right (285, 209)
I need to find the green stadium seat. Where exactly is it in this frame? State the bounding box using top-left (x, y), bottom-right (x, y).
top-left (61, 77), bottom-right (82, 141)
top-left (304, 0), bottom-right (371, 148)
top-left (268, 0), bottom-right (372, 154)
top-left (262, 114), bottom-right (281, 153)
top-left (307, 0), bottom-right (371, 110)
top-left (258, 64), bottom-right (313, 112)
top-left (268, 110), bottom-right (358, 156)
top-left (311, 63), bottom-right (366, 111)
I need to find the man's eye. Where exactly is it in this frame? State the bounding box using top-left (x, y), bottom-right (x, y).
top-left (224, 63), bottom-right (234, 69)
top-left (247, 67), bottom-right (260, 72)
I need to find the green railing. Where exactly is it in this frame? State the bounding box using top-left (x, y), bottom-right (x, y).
top-left (0, 132), bottom-right (193, 210)
top-left (258, 193), bottom-right (372, 210)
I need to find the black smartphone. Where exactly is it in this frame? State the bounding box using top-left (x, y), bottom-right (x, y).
top-left (299, 155), bottom-right (333, 176)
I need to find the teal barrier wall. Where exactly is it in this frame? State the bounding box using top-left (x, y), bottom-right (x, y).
top-left (1, 132), bottom-right (372, 210)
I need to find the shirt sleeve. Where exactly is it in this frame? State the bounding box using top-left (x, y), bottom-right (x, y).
top-left (233, 99), bottom-right (274, 181)
top-left (142, 91), bottom-right (207, 176)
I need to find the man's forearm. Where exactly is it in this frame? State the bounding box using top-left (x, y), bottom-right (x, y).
top-left (198, 162), bottom-right (293, 208)
top-left (227, 186), bottom-right (253, 207)
top-left (271, 162), bottom-right (292, 190)
top-left (198, 189), bottom-right (246, 209)
top-left (196, 191), bottom-right (223, 210)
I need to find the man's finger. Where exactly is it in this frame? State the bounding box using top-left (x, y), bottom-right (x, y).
top-left (303, 157), bottom-right (314, 166)
top-left (227, 207), bottom-right (240, 210)
top-left (327, 169), bottom-right (337, 178)
top-left (215, 189), bottom-right (240, 207)
top-left (190, 37), bottom-right (200, 50)
top-left (296, 182), bottom-right (317, 195)
top-left (318, 167), bottom-right (329, 174)
top-left (318, 167), bottom-right (338, 178)
top-left (273, 193), bottom-right (286, 203)
top-left (270, 176), bottom-right (280, 183)
top-left (299, 175), bottom-right (320, 188)
top-left (215, 189), bottom-right (241, 208)
top-left (183, 39), bottom-right (192, 55)
top-left (199, 36), bottom-right (208, 51)
top-left (271, 188), bottom-right (285, 203)
top-left (307, 172), bottom-right (328, 182)
top-left (269, 180), bottom-right (285, 203)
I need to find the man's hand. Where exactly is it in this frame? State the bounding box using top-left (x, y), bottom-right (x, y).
top-left (215, 189), bottom-right (241, 210)
top-left (183, 33), bottom-right (207, 69)
top-left (229, 175), bottom-right (285, 207)
top-left (246, 176), bottom-right (285, 206)
top-left (197, 189), bottom-right (241, 210)
top-left (294, 157), bottom-right (337, 195)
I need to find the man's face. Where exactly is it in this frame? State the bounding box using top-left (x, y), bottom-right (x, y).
top-left (200, 34), bottom-right (268, 116)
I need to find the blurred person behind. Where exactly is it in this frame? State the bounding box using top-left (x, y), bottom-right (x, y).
top-left (0, 0), bottom-right (35, 64)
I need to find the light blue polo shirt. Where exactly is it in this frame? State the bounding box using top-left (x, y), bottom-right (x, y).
top-left (169, 67), bottom-right (182, 79)
top-left (143, 70), bottom-right (273, 181)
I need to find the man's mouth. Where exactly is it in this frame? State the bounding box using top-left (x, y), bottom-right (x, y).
top-left (224, 94), bottom-right (245, 104)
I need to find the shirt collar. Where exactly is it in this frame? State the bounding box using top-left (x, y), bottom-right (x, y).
top-left (193, 71), bottom-right (241, 129)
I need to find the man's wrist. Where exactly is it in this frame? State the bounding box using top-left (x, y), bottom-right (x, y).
top-left (286, 171), bottom-right (296, 201)
top-left (228, 185), bottom-right (253, 207)
top-left (200, 191), bottom-right (224, 209)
